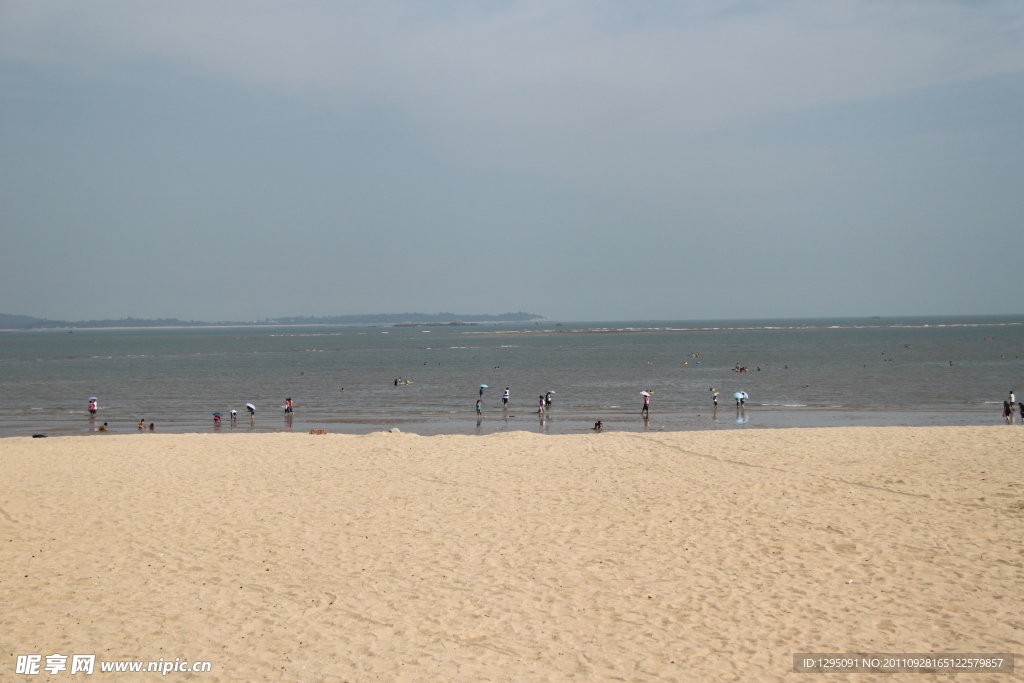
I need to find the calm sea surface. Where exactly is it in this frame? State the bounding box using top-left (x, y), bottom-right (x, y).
top-left (1, 316), bottom-right (1022, 437)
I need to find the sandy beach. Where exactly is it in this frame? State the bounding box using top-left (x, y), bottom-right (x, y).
top-left (2, 427), bottom-right (1021, 681)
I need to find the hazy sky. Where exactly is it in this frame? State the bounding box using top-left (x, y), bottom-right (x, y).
top-left (1, 1), bottom-right (1022, 322)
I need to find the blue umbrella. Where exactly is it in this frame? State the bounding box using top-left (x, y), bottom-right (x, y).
top-left (213, 412), bottom-right (222, 418)
top-left (480, 384), bottom-right (489, 388)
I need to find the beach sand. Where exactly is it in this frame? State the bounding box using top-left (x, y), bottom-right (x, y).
top-left (1, 427), bottom-right (1022, 681)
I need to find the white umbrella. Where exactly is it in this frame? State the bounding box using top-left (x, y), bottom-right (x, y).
top-left (640, 391), bottom-right (650, 397)
top-left (246, 403), bottom-right (256, 410)
top-left (88, 397), bottom-right (97, 401)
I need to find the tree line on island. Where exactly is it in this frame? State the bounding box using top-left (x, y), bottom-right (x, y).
top-left (0, 312), bottom-right (545, 330)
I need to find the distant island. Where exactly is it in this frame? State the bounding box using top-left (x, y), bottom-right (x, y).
top-left (0, 312), bottom-right (546, 330)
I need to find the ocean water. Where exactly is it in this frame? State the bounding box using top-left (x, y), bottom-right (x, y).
top-left (1, 316), bottom-right (1022, 437)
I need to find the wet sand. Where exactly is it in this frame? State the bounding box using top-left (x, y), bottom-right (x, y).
top-left (1, 427), bottom-right (1022, 681)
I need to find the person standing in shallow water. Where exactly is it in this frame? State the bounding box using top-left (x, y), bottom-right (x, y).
top-left (1003, 401), bottom-right (1012, 424)
top-left (503, 388), bottom-right (509, 408)
top-left (642, 393), bottom-right (650, 416)
top-left (710, 388), bottom-right (719, 407)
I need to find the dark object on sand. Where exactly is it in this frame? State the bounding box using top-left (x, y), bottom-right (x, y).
top-left (32, 434), bottom-right (47, 438)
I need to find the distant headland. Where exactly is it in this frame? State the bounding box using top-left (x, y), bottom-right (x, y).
top-left (0, 312), bottom-right (546, 330)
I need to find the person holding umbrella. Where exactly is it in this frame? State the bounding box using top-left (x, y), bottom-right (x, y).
top-left (88, 397), bottom-right (97, 416)
top-left (479, 384), bottom-right (487, 398)
top-left (246, 403), bottom-right (256, 418)
top-left (641, 391), bottom-right (651, 416)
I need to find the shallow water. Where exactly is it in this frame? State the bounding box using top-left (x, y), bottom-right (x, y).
top-left (1, 315), bottom-right (1021, 436)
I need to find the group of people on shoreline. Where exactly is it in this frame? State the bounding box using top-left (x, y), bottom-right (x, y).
top-left (1003, 390), bottom-right (1023, 424)
top-left (475, 388), bottom-right (555, 417)
top-left (82, 387), bottom-right (1022, 431)
top-left (85, 396), bottom-right (290, 431)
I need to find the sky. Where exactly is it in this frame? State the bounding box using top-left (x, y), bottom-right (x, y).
top-left (1, 0), bottom-right (1022, 323)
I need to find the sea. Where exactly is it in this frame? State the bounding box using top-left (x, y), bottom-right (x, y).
top-left (1, 315), bottom-right (1022, 437)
